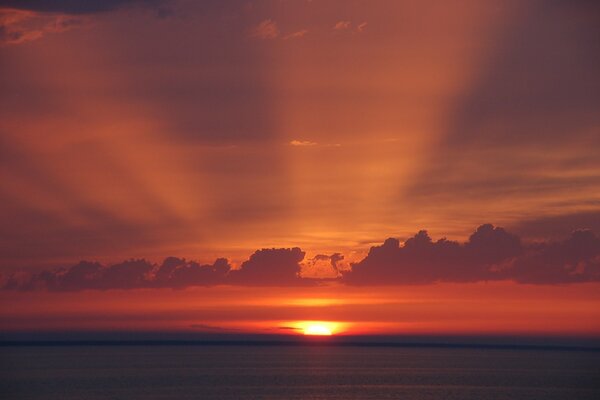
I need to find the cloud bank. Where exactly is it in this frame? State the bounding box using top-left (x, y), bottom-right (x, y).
top-left (2, 225), bottom-right (599, 291)
top-left (345, 224), bottom-right (599, 285)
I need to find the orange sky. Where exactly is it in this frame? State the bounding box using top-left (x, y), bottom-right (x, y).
top-left (2, 282), bottom-right (600, 336)
top-left (0, 0), bottom-right (599, 338)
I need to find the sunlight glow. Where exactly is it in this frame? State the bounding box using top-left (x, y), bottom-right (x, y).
top-left (304, 324), bottom-right (332, 335)
top-left (300, 321), bottom-right (337, 335)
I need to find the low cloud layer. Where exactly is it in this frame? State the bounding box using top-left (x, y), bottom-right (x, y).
top-left (1, 248), bottom-right (309, 291)
top-left (2, 225), bottom-right (599, 291)
top-left (345, 224), bottom-right (599, 285)
top-left (228, 247), bottom-right (306, 286)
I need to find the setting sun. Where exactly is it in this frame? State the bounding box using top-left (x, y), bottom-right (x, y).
top-left (304, 324), bottom-right (332, 336)
top-left (299, 322), bottom-right (336, 336)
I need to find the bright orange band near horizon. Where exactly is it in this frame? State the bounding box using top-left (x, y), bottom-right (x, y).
top-left (2, 282), bottom-right (599, 337)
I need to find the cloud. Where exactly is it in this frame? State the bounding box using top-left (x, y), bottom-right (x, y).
top-left (276, 326), bottom-right (302, 331)
top-left (283, 29), bottom-right (308, 40)
top-left (503, 230), bottom-right (600, 284)
top-left (356, 22), bottom-right (367, 32)
top-left (333, 20), bottom-right (351, 30)
top-left (344, 224), bottom-right (600, 285)
top-left (290, 140), bottom-right (317, 146)
top-left (0, 0), bottom-right (171, 45)
top-left (249, 19), bottom-right (279, 40)
top-left (1, 248), bottom-right (309, 290)
top-left (2, 225), bottom-right (599, 291)
top-left (0, 0), bottom-right (165, 14)
top-left (96, 259), bottom-right (155, 289)
top-left (228, 247), bottom-right (309, 286)
top-left (188, 323), bottom-right (242, 332)
top-left (154, 257), bottom-right (230, 288)
top-left (0, 8), bottom-right (86, 45)
top-left (2, 259), bottom-right (153, 291)
top-left (2, 257), bottom-right (230, 291)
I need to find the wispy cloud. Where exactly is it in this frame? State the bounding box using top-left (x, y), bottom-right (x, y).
top-left (0, 0), bottom-right (168, 14)
top-left (283, 29), bottom-right (308, 40)
top-left (249, 19), bottom-right (279, 39)
top-left (189, 323), bottom-right (243, 332)
top-left (333, 20), bottom-right (351, 30)
top-left (290, 140), bottom-right (317, 147)
top-left (0, 0), bottom-right (171, 46)
top-left (0, 8), bottom-right (86, 46)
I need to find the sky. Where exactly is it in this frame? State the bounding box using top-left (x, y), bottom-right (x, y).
top-left (0, 0), bottom-right (599, 338)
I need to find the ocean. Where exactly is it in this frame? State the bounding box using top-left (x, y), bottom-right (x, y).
top-left (1, 344), bottom-right (599, 399)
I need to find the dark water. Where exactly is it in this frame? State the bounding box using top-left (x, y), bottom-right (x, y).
top-left (1, 345), bottom-right (599, 399)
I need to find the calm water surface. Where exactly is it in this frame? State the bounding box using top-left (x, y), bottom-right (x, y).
top-left (1, 345), bottom-right (599, 399)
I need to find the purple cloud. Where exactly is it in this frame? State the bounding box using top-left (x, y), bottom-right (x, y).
top-left (2, 225), bottom-right (599, 291)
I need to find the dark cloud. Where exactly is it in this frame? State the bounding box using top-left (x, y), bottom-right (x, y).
top-left (1, 257), bottom-right (230, 291)
top-left (465, 224), bottom-right (523, 266)
top-left (277, 326), bottom-right (301, 331)
top-left (228, 247), bottom-right (310, 286)
top-left (98, 259), bottom-right (154, 289)
top-left (2, 225), bottom-right (599, 291)
top-left (188, 323), bottom-right (242, 332)
top-left (503, 230), bottom-right (600, 284)
top-left (7, 259), bottom-right (153, 291)
top-left (0, 0), bottom-right (165, 14)
top-left (1, 248), bottom-right (309, 291)
top-left (154, 257), bottom-right (230, 288)
top-left (344, 224), bottom-right (599, 285)
top-left (53, 261), bottom-right (104, 291)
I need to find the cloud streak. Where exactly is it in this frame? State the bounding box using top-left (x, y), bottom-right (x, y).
top-left (0, 0), bottom-right (166, 14)
top-left (0, 0), bottom-right (171, 45)
top-left (2, 224), bottom-right (599, 291)
top-left (290, 140), bottom-right (317, 146)
top-left (333, 21), bottom-right (350, 30)
top-left (0, 8), bottom-right (86, 45)
top-left (283, 29), bottom-right (308, 40)
top-left (249, 19), bottom-right (279, 39)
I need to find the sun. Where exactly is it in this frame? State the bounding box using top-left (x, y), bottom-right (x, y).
top-left (303, 323), bottom-right (333, 336)
top-left (285, 320), bottom-right (342, 335)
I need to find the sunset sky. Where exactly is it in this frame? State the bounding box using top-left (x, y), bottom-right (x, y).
top-left (1, 0), bottom-right (599, 338)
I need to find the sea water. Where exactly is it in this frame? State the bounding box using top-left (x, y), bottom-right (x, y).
top-left (1, 345), bottom-right (599, 399)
